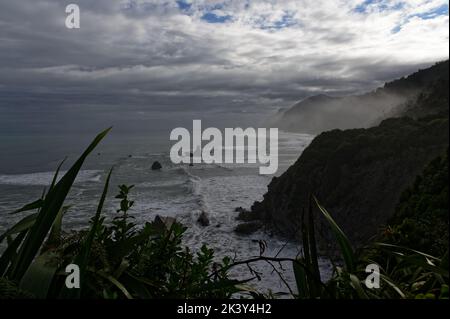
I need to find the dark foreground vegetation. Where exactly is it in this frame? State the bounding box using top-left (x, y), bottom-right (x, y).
top-left (252, 60), bottom-right (449, 252)
top-left (0, 129), bottom-right (447, 299)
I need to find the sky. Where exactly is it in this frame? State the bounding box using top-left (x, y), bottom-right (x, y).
top-left (0, 0), bottom-right (448, 110)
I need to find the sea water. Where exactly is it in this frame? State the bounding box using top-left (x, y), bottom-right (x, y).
top-left (0, 103), bottom-right (332, 295)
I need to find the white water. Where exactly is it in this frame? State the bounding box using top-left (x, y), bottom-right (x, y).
top-left (0, 131), bottom-right (332, 295)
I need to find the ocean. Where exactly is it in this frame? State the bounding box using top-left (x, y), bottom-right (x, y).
top-left (0, 103), bottom-right (332, 294)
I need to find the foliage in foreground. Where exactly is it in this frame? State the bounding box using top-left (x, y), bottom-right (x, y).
top-left (384, 150), bottom-right (448, 256)
top-left (0, 129), bottom-right (448, 299)
top-left (291, 196), bottom-right (448, 299)
top-left (0, 129), bottom-right (244, 299)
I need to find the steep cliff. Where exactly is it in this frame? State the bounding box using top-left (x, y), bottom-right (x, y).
top-left (383, 150), bottom-right (448, 256)
top-left (253, 62), bottom-right (449, 250)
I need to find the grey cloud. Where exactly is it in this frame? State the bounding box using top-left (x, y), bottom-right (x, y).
top-left (0, 0), bottom-right (448, 111)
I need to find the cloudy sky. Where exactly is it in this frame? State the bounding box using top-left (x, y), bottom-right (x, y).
top-left (0, 0), bottom-right (448, 110)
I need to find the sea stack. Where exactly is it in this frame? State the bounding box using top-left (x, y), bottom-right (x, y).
top-left (197, 211), bottom-right (210, 226)
top-left (151, 161), bottom-right (162, 170)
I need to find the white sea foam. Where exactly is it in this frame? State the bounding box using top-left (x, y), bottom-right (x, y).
top-left (138, 179), bottom-right (187, 188)
top-left (0, 170), bottom-right (102, 186)
top-left (0, 130), bottom-right (328, 294)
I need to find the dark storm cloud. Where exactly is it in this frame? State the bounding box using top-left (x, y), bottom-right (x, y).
top-left (0, 0), bottom-right (448, 110)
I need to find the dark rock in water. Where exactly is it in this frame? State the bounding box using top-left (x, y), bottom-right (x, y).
top-left (234, 222), bottom-right (261, 235)
top-left (234, 207), bottom-right (246, 213)
top-left (197, 211), bottom-right (209, 226)
top-left (151, 161), bottom-right (162, 170)
top-left (128, 154), bottom-right (132, 158)
top-left (235, 207), bottom-right (259, 222)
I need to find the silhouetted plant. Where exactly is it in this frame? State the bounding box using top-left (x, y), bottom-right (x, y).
top-left (0, 129), bottom-right (447, 299)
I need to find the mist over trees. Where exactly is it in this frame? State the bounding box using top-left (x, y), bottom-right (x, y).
top-left (271, 61), bottom-right (449, 134)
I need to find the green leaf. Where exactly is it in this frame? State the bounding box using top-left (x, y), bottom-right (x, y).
top-left (305, 198), bottom-right (321, 296)
top-left (119, 273), bottom-right (152, 299)
top-left (0, 213), bottom-right (37, 244)
top-left (60, 168), bottom-right (113, 299)
top-left (293, 259), bottom-right (309, 299)
top-left (46, 206), bottom-right (70, 248)
top-left (48, 157), bottom-right (66, 192)
top-left (19, 251), bottom-right (59, 299)
top-left (10, 199), bottom-right (43, 215)
top-left (380, 274), bottom-right (406, 298)
top-left (374, 242), bottom-right (440, 261)
top-left (314, 196), bottom-right (355, 273)
top-left (95, 270), bottom-right (133, 299)
top-left (349, 274), bottom-right (368, 299)
top-left (0, 231), bottom-right (27, 277)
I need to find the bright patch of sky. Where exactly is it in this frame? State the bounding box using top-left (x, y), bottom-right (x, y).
top-left (390, 2), bottom-right (449, 33)
top-left (201, 12), bottom-right (232, 23)
top-left (354, 0), bottom-right (405, 13)
top-left (176, 0), bottom-right (192, 11)
top-left (414, 3), bottom-right (449, 19)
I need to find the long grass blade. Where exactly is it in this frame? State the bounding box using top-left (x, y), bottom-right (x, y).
top-left (48, 157), bottom-right (67, 192)
top-left (349, 273), bottom-right (368, 299)
top-left (374, 242), bottom-right (441, 261)
top-left (293, 259), bottom-right (309, 298)
top-left (0, 231), bottom-right (27, 277)
top-left (10, 199), bottom-right (43, 215)
top-left (61, 168), bottom-right (113, 298)
top-left (96, 270), bottom-right (133, 299)
top-left (19, 251), bottom-right (59, 299)
top-left (9, 127), bottom-right (111, 281)
top-left (313, 196), bottom-right (355, 273)
top-left (380, 274), bottom-right (406, 298)
top-left (46, 206), bottom-right (70, 248)
top-left (307, 196), bottom-right (321, 294)
top-left (0, 213), bottom-right (37, 244)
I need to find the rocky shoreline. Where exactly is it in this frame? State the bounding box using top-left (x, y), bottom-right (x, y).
top-left (246, 61), bottom-right (449, 253)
